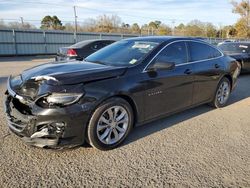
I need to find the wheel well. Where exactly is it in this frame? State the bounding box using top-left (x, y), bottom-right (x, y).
top-left (112, 95), bottom-right (138, 126)
top-left (224, 74), bottom-right (233, 90)
top-left (239, 59), bottom-right (243, 68)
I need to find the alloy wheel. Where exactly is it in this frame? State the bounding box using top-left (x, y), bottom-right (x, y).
top-left (217, 81), bottom-right (230, 105)
top-left (96, 106), bottom-right (129, 145)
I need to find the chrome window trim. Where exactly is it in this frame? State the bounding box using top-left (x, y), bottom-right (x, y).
top-left (142, 39), bottom-right (224, 72)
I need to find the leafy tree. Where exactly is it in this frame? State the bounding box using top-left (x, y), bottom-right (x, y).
top-left (154, 20), bottom-right (162, 28)
top-left (148, 21), bottom-right (158, 29)
top-left (176, 23), bottom-right (185, 30)
top-left (40, 15), bottom-right (65, 30)
top-left (64, 23), bottom-right (75, 32)
top-left (235, 18), bottom-right (248, 37)
top-left (96, 14), bottom-right (121, 33)
top-left (205, 23), bottom-right (217, 38)
top-left (122, 23), bottom-right (130, 28)
top-left (231, 0), bottom-right (250, 37)
top-left (227, 26), bottom-right (237, 37)
top-left (185, 20), bottom-right (205, 36)
top-left (131, 23), bottom-right (140, 34)
top-left (157, 24), bottom-right (172, 35)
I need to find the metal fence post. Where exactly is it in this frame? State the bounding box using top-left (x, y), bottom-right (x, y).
top-left (100, 33), bottom-right (102, 39)
top-left (12, 29), bottom-right (17, 55)
top-left (43, 31), bottom-right (47, 54)
top-left (74, 32), bottom-right (77, 43)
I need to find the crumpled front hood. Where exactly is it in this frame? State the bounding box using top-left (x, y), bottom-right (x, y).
top-left (21, 61), bottom-right (127, 85)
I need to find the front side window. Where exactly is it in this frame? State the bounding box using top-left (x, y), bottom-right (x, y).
top-left (155, 41), bottom-right (188, 65)
top-left (188, 41), bottom-right (221, 62)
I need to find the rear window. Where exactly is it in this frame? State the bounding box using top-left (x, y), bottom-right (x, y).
top-left (188, 41), bottom-right (222, 62)
top-left (70, 41), bottom-right (91, 48)
top-left (218, 43), bottom-right (250, 54)
top-left (70, 40), bottom-right (114, 48)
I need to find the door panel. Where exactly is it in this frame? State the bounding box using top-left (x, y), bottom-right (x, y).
top-left (193, 59), bottom-right (223, 104)
top-left (187, 41), bottom-right (224, 104)
top-left (141, 41), bottom-right (194, 121)
top-left (142, 64), bottom-right (194, 120)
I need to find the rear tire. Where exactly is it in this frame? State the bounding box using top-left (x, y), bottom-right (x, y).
top-left (87, 97), bottom-right (134, 150)
top-left (210, 77), bottom-right (231, 108)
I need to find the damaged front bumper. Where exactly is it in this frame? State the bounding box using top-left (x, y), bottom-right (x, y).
top-left (4, 77), bottom-right (90, 148)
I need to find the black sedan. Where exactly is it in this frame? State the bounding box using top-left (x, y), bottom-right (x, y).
top-left (218, 42), bottom-right (250, 73)
top-left (55, 39), bottom-right (115, 61)
top-left (5, 37), bottom-right (240, 150)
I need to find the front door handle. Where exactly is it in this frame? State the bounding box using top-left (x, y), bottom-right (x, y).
top-left (184, 69), bottom-right (192, 74)
top-left (215, 64), bottom-right (220, 69)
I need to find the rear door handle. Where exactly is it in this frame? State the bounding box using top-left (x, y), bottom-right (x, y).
top-left (215, 64), bottom-right (220, 69)
top-left (184, 69), bottom-right (192, 74)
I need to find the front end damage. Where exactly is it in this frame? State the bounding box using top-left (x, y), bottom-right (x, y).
top-left (4, 75), bottom-right (90, 148)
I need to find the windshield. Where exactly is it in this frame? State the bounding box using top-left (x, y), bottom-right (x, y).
top-left (85, 40), bottom-right (160, 66)
top-left (218, 43), bottom-right (250, 54)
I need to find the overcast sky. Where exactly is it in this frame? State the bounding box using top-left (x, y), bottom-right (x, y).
top-left (0, 0), bottom-right (241, 27)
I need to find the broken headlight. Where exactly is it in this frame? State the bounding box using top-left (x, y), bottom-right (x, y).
top-left (39, 93), bottom-right (83, 107)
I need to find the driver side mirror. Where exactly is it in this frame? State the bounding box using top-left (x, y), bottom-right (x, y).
top-left (148, 58), bottom-right (175, 71)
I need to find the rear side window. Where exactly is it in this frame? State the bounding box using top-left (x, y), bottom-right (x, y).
top-left (218, 43), bottom-right (250, 54)
top-left (156, 41), bottom-right (188, 65)
top-left (188, 41), bottom-right (222, 62)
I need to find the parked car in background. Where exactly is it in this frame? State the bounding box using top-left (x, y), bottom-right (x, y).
top-left (217, 39), bottom-right (239, 46)
top-left (218, 42), bottom-right (250, 73)
top-left (55, 39), bottom-right (115, 61)
top-left (5, 37), bottom-right (240, 150)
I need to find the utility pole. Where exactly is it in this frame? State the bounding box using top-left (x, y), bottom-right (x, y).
top-left (247, 0), bottom-right (250, 38)
top-left (20, 17), bottom-right (24, 28)
top-left (172, 19), bottom-right (175, 36)
top-left (73, 6), bottom-right (78, 33)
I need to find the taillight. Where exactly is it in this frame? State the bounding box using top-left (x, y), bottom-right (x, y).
top-left (67, 49), bottom-right (77, 57)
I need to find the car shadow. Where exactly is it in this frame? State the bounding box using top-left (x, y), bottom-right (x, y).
top-left (227, 74), bottom-right (250, 105)
top-left (122, 74), bottom-right (250, 147)
top-left (123, 105), bottom-right (213, 147)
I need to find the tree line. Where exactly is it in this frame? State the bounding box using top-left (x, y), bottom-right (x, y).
top-left (0, 0), bottom-right (249, 38)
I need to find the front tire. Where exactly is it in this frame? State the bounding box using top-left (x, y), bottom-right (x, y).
top-left (210, 77), bottom-right (231, 108)
top-left (87, 98), bottom-right (134, 150)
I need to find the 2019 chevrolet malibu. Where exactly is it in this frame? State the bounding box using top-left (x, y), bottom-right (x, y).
top-left (5, 37), bottom-right (240, 150)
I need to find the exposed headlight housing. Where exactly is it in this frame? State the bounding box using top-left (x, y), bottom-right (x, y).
top-left (40, 93), bottom-right (83, 107)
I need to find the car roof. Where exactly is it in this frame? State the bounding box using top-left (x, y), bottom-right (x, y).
top-left (70, 39), bottom-right (116, 48)
top-left (124, 36), bottom-right (207, 43)
top-left (219, 42), bottom-right (250, 45)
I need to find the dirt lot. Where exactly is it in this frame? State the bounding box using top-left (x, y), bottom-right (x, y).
top-left (0, 57), bottom-right (250, 187)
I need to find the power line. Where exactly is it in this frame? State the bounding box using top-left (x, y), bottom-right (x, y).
top-left (0, 0), bottom-right (236, 26)
top-left (0, 0), bottom-right (197, 23)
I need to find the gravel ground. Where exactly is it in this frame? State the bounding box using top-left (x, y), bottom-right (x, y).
top-left (0, 57), bottom-right (250, 188)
